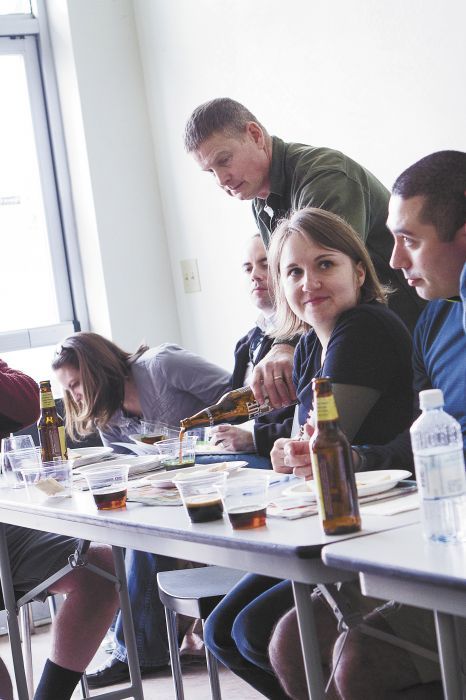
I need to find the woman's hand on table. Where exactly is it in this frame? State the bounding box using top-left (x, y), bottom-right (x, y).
top-left (209, 424), bottom-right (255, 452)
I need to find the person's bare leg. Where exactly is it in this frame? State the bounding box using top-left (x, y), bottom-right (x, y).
top-left (332, 614), bottom-right (443, 700)
top-left (269, 597), bottom-right (341, 700)
top-left (48, 544), bottom-right (119, 671)
top-left (0, 657), bottom-right (13, 700)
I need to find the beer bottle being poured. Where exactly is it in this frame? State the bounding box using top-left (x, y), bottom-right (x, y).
top-left (180, 386), bottom-right (274, 432)
top-left (309, 377), bottom-right (361, 535)
top-left (38, 380), bottom-right (68, 462)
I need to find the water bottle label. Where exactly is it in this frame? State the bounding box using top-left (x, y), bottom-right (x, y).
top-left (415, 449), bottom-right (466, 499)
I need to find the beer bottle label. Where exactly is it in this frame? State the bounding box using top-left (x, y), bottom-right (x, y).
top-left (246, 398), bottom-right (272, 419)
top-left (58, 425), bottom-right (68, 459)
top-left (311, 452), bottom-right (334, 517)
top-left (40, 391), bottom-right (55, 409)
top-left (315, 395), bottom-right (338, 421)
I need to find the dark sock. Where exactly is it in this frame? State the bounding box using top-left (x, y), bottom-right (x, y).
top-left (34, 659), bottom-right (83, 700)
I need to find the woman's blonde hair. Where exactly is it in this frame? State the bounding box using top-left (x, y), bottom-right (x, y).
top-left (268, 207), bottom-right (389, 338)
top-left (52, 332), bottom-right (148, 441)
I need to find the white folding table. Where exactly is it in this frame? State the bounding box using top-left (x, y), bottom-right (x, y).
top-left (322, 523), bottom-right (466, 700)
top-left (0, 479), bottom-right (419, 700)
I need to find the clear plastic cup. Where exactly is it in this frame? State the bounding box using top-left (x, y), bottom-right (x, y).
top-left (174, 471), bottom-right (227, 523)
top-left (21, 459), bottom-right (72, 502)
top-left (84, 464), bottom-right (129, 510)
top-left (222, 473), bottom-right (269, 530)
top-left (138, 421), bottom-right (169, 445)
top-left (1, 435), bottom-right (36, 489)
top-left (156, 435), bottom-right (198, 470)
top-left (4, 446), bottom-right (41, 489)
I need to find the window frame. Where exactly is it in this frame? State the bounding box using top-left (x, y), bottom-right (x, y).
top-left (0, 5), bottom-right (88, 353)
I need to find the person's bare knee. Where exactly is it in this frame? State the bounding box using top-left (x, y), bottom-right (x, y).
top-left (269, 595), bottom-right (341, 700)
top-left (0, 657), bottom-right (13, 700)
top-left (269, 608), bottom-right (307, 700)
top-left (333, 622), bottom-right (436, 699)
top-left (47, 544), bottom-right (118, 671)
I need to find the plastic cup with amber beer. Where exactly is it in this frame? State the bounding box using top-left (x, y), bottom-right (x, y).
top-left (222, 473), bottom-right (269, 530)
top-left (84, 464), bottom-right (129, 510)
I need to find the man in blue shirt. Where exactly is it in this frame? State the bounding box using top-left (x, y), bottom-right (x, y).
top-left (268, 150), bottom-right (466, 700)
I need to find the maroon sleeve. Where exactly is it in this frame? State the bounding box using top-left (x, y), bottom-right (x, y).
top-left (0, 359), bottom-right (39, 439)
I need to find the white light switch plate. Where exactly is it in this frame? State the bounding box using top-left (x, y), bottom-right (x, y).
top-left (180, 258), bottom-right (201, 293)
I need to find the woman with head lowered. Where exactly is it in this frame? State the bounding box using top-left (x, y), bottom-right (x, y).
top-left (52, 333), bottom-right (230, 449)
top-left (52, 333), bottom-right (231, 686)
top-left (202, 209), bottom-right (415, 700)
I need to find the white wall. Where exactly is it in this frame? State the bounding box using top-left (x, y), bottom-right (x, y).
top-left (133, 0), bottom-right (466, 369)
top-left (45, 0), bottom-right (181, 352)
top-left (46, 0), bottom-right (466, 373)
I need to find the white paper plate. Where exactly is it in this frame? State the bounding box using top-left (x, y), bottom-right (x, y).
top-left (68, 447), bottom-right (114, 468)
top-left (75, 454), bottom-right (164, 476)
top-left (195, 446), bottom-right (251, 456)
top-left (282, 469), bottom-right (412, 502)
top-left (145, 461), bottom-right (247, 489)
top-left (128, 435), bottom-right (163, 454)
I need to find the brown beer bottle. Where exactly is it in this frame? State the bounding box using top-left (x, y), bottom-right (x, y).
top-left (180, 386), bottom-right (274, 431)
top-left (38, 380), bottom-right (68, 462)
top-left (309, 377), bottom-right (361, 535)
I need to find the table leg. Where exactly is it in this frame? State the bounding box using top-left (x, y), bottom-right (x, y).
top-left (292, 581), bottom-right (326, 700)
top-left (434, 611), bottom-right (464, 700)
top-left (0, 523), bottom-right (30, 700)
top-left (112, 546), bottom-right (145, 700)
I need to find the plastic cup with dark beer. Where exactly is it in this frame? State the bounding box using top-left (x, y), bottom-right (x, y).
top-left (174, 471), bottom-right (227, 524)
top-left (138, 421), bottom-right (169, 445)
top-left (222, 473), bottom-right (269, 530)
top-left (84, 464), bottom-right (129, 510)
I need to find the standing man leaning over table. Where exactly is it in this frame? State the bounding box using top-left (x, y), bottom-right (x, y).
top-left (184, 97), bottom-right (426, 409)
top-left (268, 150), bottom-right (466, 700)
top-left (0, 359), bottom-right (119, 700)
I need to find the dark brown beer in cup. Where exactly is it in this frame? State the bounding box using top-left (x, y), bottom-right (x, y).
top-left (140, 434), bottom-right (165, 445)
top-left (93, 488), bottom-right (127, 510)
top-left (227, 505), bottom-right (267, 530)
top-left (185, 498), bottom-right (223, 523)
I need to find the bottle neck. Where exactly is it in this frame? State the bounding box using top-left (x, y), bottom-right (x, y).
top-left (421, 405), bottom-right (444, 413)
top-left (40, 390), bottom-right (56, 410)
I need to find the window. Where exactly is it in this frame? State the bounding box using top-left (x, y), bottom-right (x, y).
top-left (0, 9), bottom-right (86, 387)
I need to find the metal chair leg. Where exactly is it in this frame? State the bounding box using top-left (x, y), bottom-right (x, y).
top-left (47, 593), bottom-right (61, 622)
top-left (202, 619), bottom-right (222, 700)
top-left (19, 604), bottom-right (34, 699)
top-left (80, 672), bottom-right (90, 698)
top-left (165, 607), bottom-right (185, 700)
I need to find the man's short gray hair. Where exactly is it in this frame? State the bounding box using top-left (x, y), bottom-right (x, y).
top-left (184, 98), bottom-right (267, 152)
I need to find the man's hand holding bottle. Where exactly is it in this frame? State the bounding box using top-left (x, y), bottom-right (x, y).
top-left (250, 344), bottom-right (297, 409)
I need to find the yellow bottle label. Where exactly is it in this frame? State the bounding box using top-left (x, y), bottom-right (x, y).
top-left (40, 391), bottom-right (55, 409)
top-left (311, 452), bottom-right (325, 511)
top-left (58, 426), bottom-right (68, 459)
top-left (315, 395), bottom-right (338, 421)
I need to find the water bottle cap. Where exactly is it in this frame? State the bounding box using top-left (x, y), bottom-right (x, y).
top-left (419, 388), bottom-right (444, 410)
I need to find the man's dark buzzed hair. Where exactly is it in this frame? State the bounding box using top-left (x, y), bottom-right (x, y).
top-left (392, 150), bottom-right (466, 241)
top-left (184, 98), bottom-right (267, 152)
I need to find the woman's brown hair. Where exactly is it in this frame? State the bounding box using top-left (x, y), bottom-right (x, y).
top-left (52, 332), bottom-right (148, 440)
top-left (268, 207), bottom-right (389, 338)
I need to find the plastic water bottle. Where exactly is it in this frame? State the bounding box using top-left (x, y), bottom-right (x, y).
top-left (410, 389), bottom-right (466, 543)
